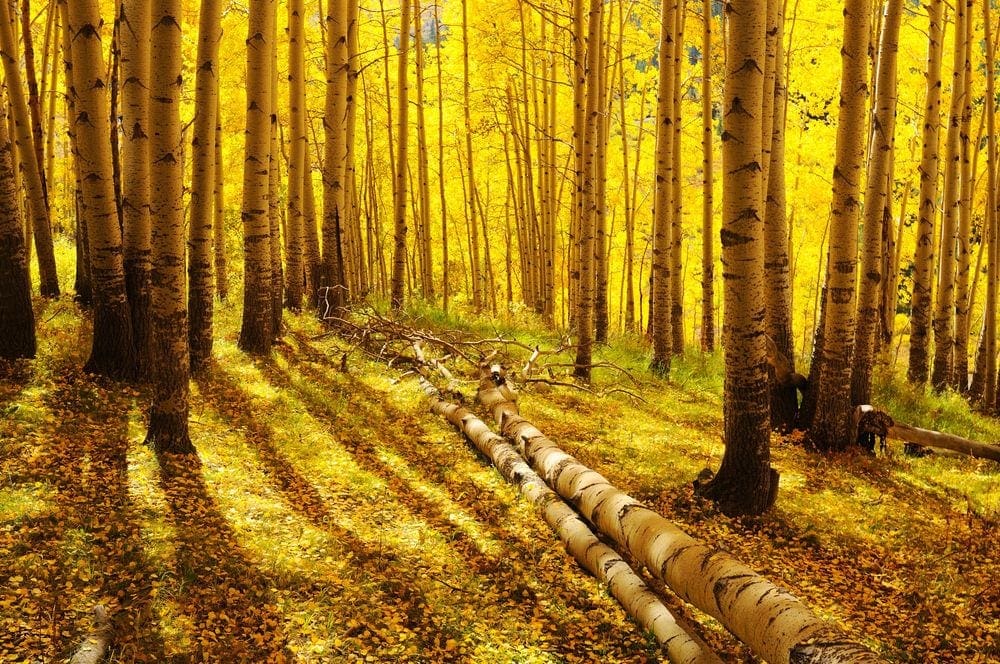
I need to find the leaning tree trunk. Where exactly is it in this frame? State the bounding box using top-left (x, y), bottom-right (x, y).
top-left (851, 0), bottom-right (903, 406)
top-left (65, 0), bottom-right (136, 380)
top-left (930, 0), bottom-right (969, 392)
top-left (477, 374), bottom-right (879, 664)
top-left (0, 118), bottom-right (35, 360)
top-left (146, 0), bottom-right (193, 454)
top-left (697, 0), bottom-right (776, 515)
top-left (188, 0), bottom-right (222, 371)
top-left (804, 0), bottom-right (870, 451)
top-left (118, 0), bottom-right (153, 376)
top-left (238, 0), bottom-right (275, 354)
top-left (907, 0), bottom-right (945, 386)
top-left (0, 0), bottom-right (59, 298)
top-left (417, 371), bottom-right (721, 664)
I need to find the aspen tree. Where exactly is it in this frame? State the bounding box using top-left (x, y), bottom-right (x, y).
top-left (188, 0), bottom-right (222, 370)
top-left (851, 0), bottom-right (903, 406)
top-left (214, 94), bottom-right (228, 301)
top-left (285, 0), bottom-right (306, 309)
top-left (118, 0), bottom-right (152, 374)
top-left (573, 0), bottom-right (603, 381)
top-left (908, 0), bottom-right (945, 385)
top-left (268, 15), bottom-right (283, 338)
top-left (146, 0), bottom-right (193, 454)
top-left (434, 1), bottom-right (449, 311)
top-left (696, 0), bottom-right (776, 515)
top-left (0, 0), bottom-right (58, 297)
top-left (238, 0), bottom-right (275, 354)
top-left (651, 0), bottom-right (676, 374)
top-left (700, 0), bottom-right (714, 351)
top-left (569, 0), bottom-right (586, 322)
top-left (390, 0), bottom-right (411, 309)
top-left (413, 0), bottom-right (433, 298)
top-left (43, 6), bottom-right (59, 230)
top-left (0, 116), bottom-right (35, 360)
top-left (764, 0), bottom-right (797, 430)
top-left (670, 0), bottom-right (685, 355)
top-left (803, 0), bottom-right (870, 451)
top-left (594, 8), bottom-right (611, 344)
top-left (60, 1), bottom-right (90, 305)
top-left (461, 0), bottom-right (481, 311)
top-left (931, 0), bottom-right (969, 391)
top-left (953, 5), bottom-right (974, 392)
top-left (20, 0), bottom-right (46, 208)
top-left (323, 0), bottom-right (350, 314)
top-left (983, 0), bottom-right (998, 407)
top-left (65, 0), bottom-right (136, 379)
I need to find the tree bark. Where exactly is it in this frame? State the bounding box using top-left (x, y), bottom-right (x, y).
top-left (651, 0), bottom-right (676, 375)
top-left (931, 0), bottom-right (969, 391)
top-left (982, 0), bottom-right (998, 408)
top-left (804, 0), bottom-right (870, 451)
top-left (65, 0), bottom-right (136, 380)
top-left (697, 0), bottom-right (776, 513)
top-left (907, 0), bottom-right (945, 386)
top-left (390, 0), bottom-right (411, 310)
top-left (670, 1), bottom-right (685, 355)
top-left (238, 0), bottom-right (275, 354)
top-left (0, 117), bottom-right (35, 360)
top-left (851, 0), bottom-right (903, 406)
top-left (700, 0), bottom-right (714, 352)
top-left (146, 0), bottom-right (193, 454)
top-left (188, 0), bottom-right (222, 370)
top-left (0, 0), bottom-right (59, 297)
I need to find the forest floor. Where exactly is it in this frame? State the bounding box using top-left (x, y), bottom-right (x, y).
top-left (1, 288), bottom-right (999, 661)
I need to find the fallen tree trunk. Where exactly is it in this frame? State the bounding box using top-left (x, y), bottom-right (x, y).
top-left (70, 604), bottom-right (111, 664)
top-left (415, 370), bottom-right (722, 664)
top-left (477, 368), bottom-right (880, 664)
top-left (853, 405), bottom-right (1000, 462)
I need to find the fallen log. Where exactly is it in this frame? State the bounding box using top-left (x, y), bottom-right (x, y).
top-left (415, 370), bottom-right (722, 664)
top-left (477, 368), bottom-right (880, 664)
top-left (69, 604), bottom-right (111, 664)
top-left (853, 405), bottom-right (1000, 462)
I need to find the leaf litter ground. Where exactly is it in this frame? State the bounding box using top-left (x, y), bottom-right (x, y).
top-left (1, 299), bottom-right (997, 662)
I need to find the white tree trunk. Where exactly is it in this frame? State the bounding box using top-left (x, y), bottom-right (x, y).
top-left (69, 604), bottom-right (110, 664)
top-left (477, 372), bottom-right (879, 664)
top-left (416, 369), bottom-right (721, 664)
top-left (854, 405), bottom-right (1000, 462)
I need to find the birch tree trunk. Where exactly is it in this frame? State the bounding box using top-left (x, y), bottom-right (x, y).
top-left (804, 0), bottom-right (870, 451)
top-left (0, 0), bottom-right (59, 298)
top-left (117, 0), bottom-right (152, 375)
top-left (953, 5), bottom-right (974, 393)
top-left (188, 0), bottom-right (222, 371)
top-left (982, 0), bottom-right (998, 408)
top-left (907, 0), bottom-right (945, 386)
top-left (931, 0), bottom-right (969, 391)
top-left (65, 0), bottom-right (136, 380)
top-left (322, 0), bottom-right (350, 314)
top-left (851, 0), bottom-right (903, 406)
top-left (0, 116), bottom-right (35, 360)
top-left (390, 0), bottom-right (411, 310)
top-left (214, 93), bottom-right (228, 301)
top-left (700, 0), bottom-right (714, 352)
top-left (285, 0), bottom-right (306, 310)
top-left (651, 0), bottom-right (676, 375)
top-left (146, 0), bottom-right (193, 454)
top-left (670, 1), bottom-right (685, 355)
top-left (238, 0), bottom-right (275, 354)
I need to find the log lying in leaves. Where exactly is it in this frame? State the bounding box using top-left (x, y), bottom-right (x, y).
top-left (416, 372), bottom-right (722, 664)
top-left (69, 604), bottom-right (110, 664)
top-left (477, 368), bottom-right (880, 664)
top-left (853, 405), bottom-right (1000, 462)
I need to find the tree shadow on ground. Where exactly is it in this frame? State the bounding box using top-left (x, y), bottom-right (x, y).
top-left (192, 366), bottom-right (464, 660)
top-left (269, 333), bottom-right (679, 660)
top-left (156, 452), bottom-right (294, 662)
top-left (2, 360), bottom-right (171, 662)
